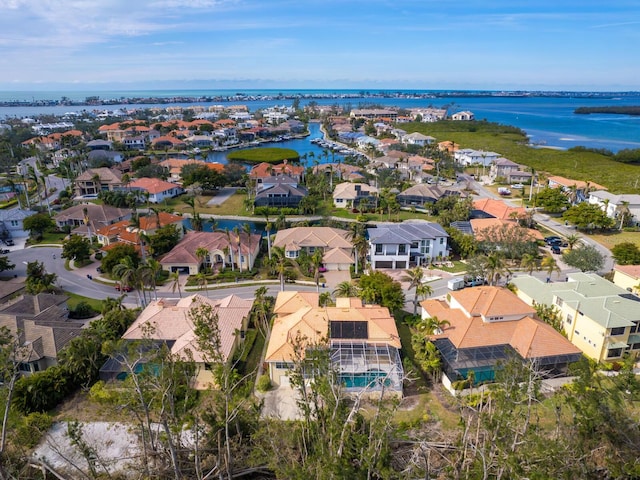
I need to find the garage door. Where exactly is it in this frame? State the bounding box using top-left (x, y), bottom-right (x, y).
top-left (375, 261), bottom-right (393, 269)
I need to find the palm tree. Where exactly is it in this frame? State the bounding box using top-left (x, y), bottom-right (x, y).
top-left (225, 229), bottom-right (235, 271)
top-left (616, 201), bottom-right (631, 230)
top-left (113, 257), bottom-right (145, 307)
top-left (195, 272), bottom-right (209, 296)
top-left (139, 259), bottom-right (162, 301)
top-left (319, 292), bottom-right (334, 307)
top-left (403, 266), bottom-right (427, 315)
top-left (311, 249), bottom-right (324, 293)
top-left (416, 315), bottom-right (450, 335)
top-left (272, 246), bottom-right (290, 291)
top-left (541, 256), bottom-right (562, 281)
top-left (233, 226), bottom-right (243, 271)
top-left (265, 216), bottom-right (273, 260)
top-left (415, 283), bottom-right (433, 315)
top-left (520, 253), bottom-right (539, 275)
top-left (566, 233), bottom-right (581, 251)
top-left (333, 280), bottom-right (359, 298)
top-left (485, 252), bottom-right (510, 286)
top-left (195, 246), bottom-right (209, 273)
top-left (169, 271), bottom-right (182, 298)
top-left (242, 223), bottom-right (254, 271)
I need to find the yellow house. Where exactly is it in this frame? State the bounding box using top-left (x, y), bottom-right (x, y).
top-left (612, 265), bottom-right (640, 294)
top-left (512, 273), bottom-right (640, 362)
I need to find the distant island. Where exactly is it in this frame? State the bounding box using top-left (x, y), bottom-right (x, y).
top-left (1, 90), bottom-right (639, 108)
top-left (575, 106), bottom-right (640, 115)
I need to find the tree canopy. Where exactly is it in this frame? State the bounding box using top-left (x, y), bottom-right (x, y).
top-left (562, 244), bottom-right (605, 272)
top-left (562, 202), bottom-right (615, 231)
top-left (358, 271), bottom-right (405, 311)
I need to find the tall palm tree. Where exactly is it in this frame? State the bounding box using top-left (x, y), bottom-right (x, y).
top-left (319, 292), bottom-right (334, 307)
top-left (541, 256), bottom-right (561, 281)
top-left (520, 253), bottom-right (539, 275)
top-left (311, 249), bottom-right (324, 293)
top-left (485, 252), bottom-right (510, 286)
top-left (242, 223), bottom-right (254, 271)
top-left (113, 257), bottom-right (145, 307)
top-left (169, 271), bottom-right (182, 298)
top-left (195, 246), bottom-right (209, 273)
top-left (271, 246), bottom-right (290, 291)
top-left (415, 283), bottom-right (433, 315)
top-left (139, 258), bottom-right (162, 301)
top-left (333, 280), bottom-right (359, 298)
top-left (233, 226), bottom-right (243, 271)
top-left (195, 271), bottom-right (208, 296)
top-left (616, 201), bottom-right (631, 230)
top-left (264, 213), bottom-right (273, 260)
top-left (403, 266), bottom-right (427, 315)
top-left (225, 229), bottom-right (235, 271)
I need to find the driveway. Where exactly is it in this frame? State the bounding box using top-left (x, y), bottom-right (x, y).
top-left (207, 187), bottom-right (238, 206)
top-left (322, 270), bottom-right (351, 290)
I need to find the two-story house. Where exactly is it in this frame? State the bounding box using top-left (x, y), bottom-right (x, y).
top-left (332, 182), bottom-right (378, 209)
top-left (421, 286), bottom-right (581, 386)
top-left (588, 190), bottom-right (640, 226)
top-left (512, 272), bottom-right (640, 362)
top-left (273, 227), bottom-right (354, 271)
top-left (253, 175), bottom-right (308, 208)
top-left (74, 168), bottom-right (123, 197)
top-left (367, 221), bottom-right (449, 269)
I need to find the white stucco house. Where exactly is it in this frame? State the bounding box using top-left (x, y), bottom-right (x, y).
top-left (588, 190), bottom-right (640, 226)
top-left (367, 221), bottom-right (449, 269)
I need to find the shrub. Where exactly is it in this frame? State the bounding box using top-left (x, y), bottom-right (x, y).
top-left (15, 412), bottom-right (53, 448)
top-left (69, 301), bottom-right (97, 319)
top-left (94, 251), bottom-right (103, 260)
top-left (256, 374), bottom-right (272, 392)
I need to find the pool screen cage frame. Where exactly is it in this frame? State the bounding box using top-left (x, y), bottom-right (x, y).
top-left (330, 340), bottom-right (404, 392)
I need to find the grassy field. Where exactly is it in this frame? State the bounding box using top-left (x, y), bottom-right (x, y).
top-left (227, 147), bottom-right (300, 164)
top-left (27, 231), bottom-right (67, 245)
top-left (587, 230), bottom-right (640, 249)
top-left (163, 193), bottom-right (249, 216)
top-left (404, 121), bottom-right (640, 193)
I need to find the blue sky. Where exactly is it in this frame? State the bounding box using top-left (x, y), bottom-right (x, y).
top-left (0, 0), bottom-right (638, 91)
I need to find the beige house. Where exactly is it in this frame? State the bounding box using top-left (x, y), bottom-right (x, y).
top-left (273, 227), bottom-right (354, 271)
top-left (103, 294), bottom-right (253, 389)
top-left (160, 230), bottom-right (261, 274)
top-left (512, 273), bottom-right (640, 362)
top-left (332, 182), bottom-right (378, 209)
top-left (265, 292), bottom-right (403, 397)
top-left (74, 168), bottom-right (123, 197)
top-left (0, 293), bottom-right (82, 375)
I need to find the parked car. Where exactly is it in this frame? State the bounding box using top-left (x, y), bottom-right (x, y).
top-left (0, 249), bottom-right (9, 254)
top-left (551, 245), bottom-right (562, 254)
top-left (4, 239), bottom-right (14, 246)
top-left (115, 283), bottom-right (133, 292)
top-left (464, 275), bottom-right (487, 287)
top-left (544, 236), bottom-right (561, 245)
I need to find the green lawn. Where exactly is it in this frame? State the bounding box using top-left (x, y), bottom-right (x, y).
top-left (227, 147), bottom-right (299, 163)
top-left (163, 193), bottom-right (249, 216)
top-left (64, 291), bottom-right (103, 312)
top-left (403, 120), bottom-right (640, 193)
top-left (27, 231), bottom-right (67, 245)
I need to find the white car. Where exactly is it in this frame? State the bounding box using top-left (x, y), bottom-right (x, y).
top-left (511, 183), bottom-right (524, 189)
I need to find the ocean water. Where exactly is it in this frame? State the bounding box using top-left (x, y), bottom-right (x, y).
top-left (1, 89), bottom-right (640, 152)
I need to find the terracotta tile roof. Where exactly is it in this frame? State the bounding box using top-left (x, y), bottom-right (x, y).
top-left (472, 198), bottom-right (526, 220)
top-left (127, 177), bottom-right (180, 194)
top-left (614, 264), bottom-right (640, 279)
top-left (422, 287), bottom-right (580, 359)
top-left (273, 291), bottom-right (320, 317)
top-left (122, 294), bottom-right (253, 363)
top-left (547, 175), bottom-right (606, 191)
top-left (273, 227), bottom-right (353, 250)
top-left (249, 162), bottom-right (304, 178)
top-left (76, 167), bottom-right (123, 184)
top-left (160, 230), bottom-right (261, 265)
top-left (266, 293), bottom-right (400, 362)
top-left (470, 218), bottom-right (543, 241)
top-left (322, 247), bottom-right (355, 265)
